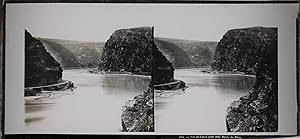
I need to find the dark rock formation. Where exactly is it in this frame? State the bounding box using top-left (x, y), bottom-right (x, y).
top-left (154, 38), bottom-right (194, 68)
top-left (98, 27), bottom-right (174, 85)
top-left (39, 38), bottom-right (82, 68)
top-left (121, 88), bottom-right (154, 132)
top-left (211, 27), bottom-right (277, 74)
top-left (221, 27), bottom-right (278, 132)
top-left (25, 30), bottom-right (63, 87)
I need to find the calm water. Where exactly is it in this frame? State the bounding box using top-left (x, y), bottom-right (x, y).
top-left (24, 69), bottom-right (150, 133)
top-left (24, 68), bottom-right (255, 133)
top-left (155, 68), bottom-right (256, 133)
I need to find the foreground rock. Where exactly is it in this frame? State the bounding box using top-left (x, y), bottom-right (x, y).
top-left (211, 27), bottom-right (277, 74)
top-left (25, 30), bottom-right (63, 88)
top-left (221, 27), bottom-right (278, 132)
top-left (121, 88), bottom-right (154, 132)
top-left (98, 26), bottom-right (174, 84)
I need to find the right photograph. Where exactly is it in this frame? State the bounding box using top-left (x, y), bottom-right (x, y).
top-left (153, 26), bottom-right (278, 132)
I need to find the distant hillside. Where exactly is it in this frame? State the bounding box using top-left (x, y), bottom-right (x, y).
top-left (154, 38), bottom-right (194, 68)
top-left (39, 38), bottom-right (82, 68)
top-left (40, 38), bottom-right (105, 68)
top-left (62, 42), bottom-right (105, 68)
top-left (156, 37), bottom-right (218, 67)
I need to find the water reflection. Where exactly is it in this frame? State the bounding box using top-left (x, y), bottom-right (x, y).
top-left (101, 74), bottom-right (150, 93)
top-left (155, 68), bottom-right (256, 133)
top-left (25, 117), bottom-right (46, 124)
top-left (25, 103), bottom-right (55, 113)
top-left (23, 69), bottom-right (150, 133)
top-left (214, 75), bottom-right (256, 91)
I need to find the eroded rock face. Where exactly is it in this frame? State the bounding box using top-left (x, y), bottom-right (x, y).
top-left (98, 26), bottom-right (174, 85)
top-left (121, 88), bottom-right (154, 132)
top-left (25, 30), bottom-right (63, 87)
top-left (211, 27), bottom-right (277, 74)
top-left (223, 27), bottom-right (278, 132)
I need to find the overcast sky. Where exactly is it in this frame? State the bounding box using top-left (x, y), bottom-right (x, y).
top-left (6, 3), bottom-right (298, 42)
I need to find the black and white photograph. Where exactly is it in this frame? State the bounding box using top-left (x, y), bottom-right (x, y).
top-left (4, 3), bottom-right (298, 135)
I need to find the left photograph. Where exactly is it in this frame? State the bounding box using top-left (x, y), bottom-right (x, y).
top-left (24, 27), bottom-right (154, 132)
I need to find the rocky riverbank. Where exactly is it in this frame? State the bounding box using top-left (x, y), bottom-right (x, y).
top-left (24, 80), bottom-right (75, 96)
top-left (121, 88), bottom-right (154, 132)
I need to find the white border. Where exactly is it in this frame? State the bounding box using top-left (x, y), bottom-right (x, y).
top-left (5, 3), bottom-right (299, 135)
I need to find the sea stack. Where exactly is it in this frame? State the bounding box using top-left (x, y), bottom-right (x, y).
top-left (212, 27), bottom-right (278, 132)
top-left (25, 30), bottom-right (63, 88)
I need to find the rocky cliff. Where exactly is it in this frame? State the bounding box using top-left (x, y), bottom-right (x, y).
top-left (211, 27), bottom-right (277, 74)
top-left (25, 30), bottom-right (63, 87)
top-left (98, 27), bottom-right (174, 85)
top-left (219, 27), bottom-right (278, 132)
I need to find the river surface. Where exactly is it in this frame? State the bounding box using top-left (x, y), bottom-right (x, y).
top-left (24, 68), bottom-right (255, 133)
top-left (155, 68), bottom-right (256, 133)
top-left (24, 69), bottom-right (150, 133)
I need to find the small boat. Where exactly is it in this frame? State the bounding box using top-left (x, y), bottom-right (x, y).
top-left (154, 80), bottom-right (186, 90)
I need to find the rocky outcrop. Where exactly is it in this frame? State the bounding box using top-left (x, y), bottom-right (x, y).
top-left (211, 27), bottom-right (277, 74)
top-left (25, 30), bottom-right (63, 87)
top-left (154, 38), bottom-right (194, 68)
top-left (121, 88), bottom-right (154, 132)
top-left (98, 27), bottom-right (174, 85)
top-left (221, 27), bottom-right (278, 132)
